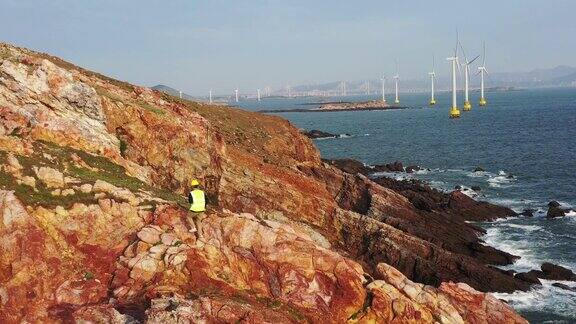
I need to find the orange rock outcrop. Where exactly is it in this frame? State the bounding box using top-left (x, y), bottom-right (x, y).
top-left (0, 42), bottom-right (527, 323)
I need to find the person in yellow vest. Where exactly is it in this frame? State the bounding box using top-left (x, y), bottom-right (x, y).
top-left (188, 179), bottom-right (206, 238)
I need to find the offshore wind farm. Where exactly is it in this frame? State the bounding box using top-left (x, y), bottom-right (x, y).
top-left (196, 31), bottom-right (494, 118)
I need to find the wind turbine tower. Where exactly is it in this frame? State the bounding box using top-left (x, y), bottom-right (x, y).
top-left (234, 88), bottom-right (239, 102)
top-left (209, 90), bottom-right (212, 104)
top-left (447, 32), bottom-right (461, 118)
top-left (478, 42), bottom-right (488, 106)
top-left (179, 90), bottom-right (182, 99)
top-left (393, 60), bottom-right (400, 104)
top-left (380, 76), bottom-right (387, 103)
top-left (459, 41), bottom-right (480, 111)
top-left (429, 56), bottom-right (436, 106)
top-left (340, 81), bottom-right (347, 96)
top-left (257, 88), bottom-right (261, 101)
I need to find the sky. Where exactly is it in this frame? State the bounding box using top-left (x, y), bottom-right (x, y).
top-left (1, 0), bottom-right (575, 95)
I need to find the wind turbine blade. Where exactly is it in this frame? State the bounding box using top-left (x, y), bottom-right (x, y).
top-left (455, 28), bottom-right (459, 56)
top-left (469, 54), bottom-right (480, 64)
top-left (459, 40), bottom-right (468, 64)
top-left (456, 56), bottom-right (461, 73)
top-left (482, 42), bottom-right (486, 66)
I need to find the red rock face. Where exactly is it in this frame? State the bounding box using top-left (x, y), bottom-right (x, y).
top-left (0, 42), bottom-right (528, 323)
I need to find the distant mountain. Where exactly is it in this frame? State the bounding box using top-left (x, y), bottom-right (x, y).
top-left (285, 65), bottom-right (576, 95)
top-left (490, 65), bottom-right (576, 87)
top-left (550, 71), bottom-right (576, 86)
top-left (151, 84), bottom-right (195, 100)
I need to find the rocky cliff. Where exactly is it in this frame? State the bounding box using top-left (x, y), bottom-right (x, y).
top-left (0, 42), bottom-right (529, 323)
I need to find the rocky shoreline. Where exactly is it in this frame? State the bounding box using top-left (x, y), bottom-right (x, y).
top-left (258, 100), bottom-right (403, 113)
top-left (316, 100), bottom-right (394, 110)
top-left (324, 158), bottom-right (576, 289)
top-left (0, 41), bottom-right (542, 323)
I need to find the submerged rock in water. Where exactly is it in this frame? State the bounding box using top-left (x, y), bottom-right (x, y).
top-left (405, 165), bottom-right (420, 173)
top-left (546, 201), bottom-right (572, 218)
top-left (520, 209), bottom-right (536, 217)
top-left (301, 129), bottom-right (336, 139)
top-left (474, 166), bottom-right (485, 172)
top-left (552, 282), bottom-right (576, 292)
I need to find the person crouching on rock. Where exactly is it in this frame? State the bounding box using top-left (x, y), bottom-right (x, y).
top-left (188, 179), bottom-right (206, 239)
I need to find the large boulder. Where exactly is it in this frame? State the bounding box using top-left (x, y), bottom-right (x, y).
top-left (546, 201), bottom-right (572, 218)
top-left (540, 262), bottom-right (576, 281)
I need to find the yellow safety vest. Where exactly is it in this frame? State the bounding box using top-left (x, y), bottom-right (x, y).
top-left (189, 189), bottom-right (206, 212)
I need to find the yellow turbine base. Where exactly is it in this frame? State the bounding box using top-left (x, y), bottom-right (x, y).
top-left (479, 98), bottom-right (487, 106)
top-left (449, 107), bottom-right (461, 118)
top-left (429, 99), bottom-right (436, 106)
top-left (395, 99), bottom-right (400, 104)
top-left (463, 101), bottom-right (472, 111)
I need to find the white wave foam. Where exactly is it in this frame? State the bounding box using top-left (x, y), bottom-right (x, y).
top-left (486, 198), bottom-right (543, 213)
top-left (556, 201), bottom-right (574, 209)
top-left (465, 170), bottom-right (491, 178)
top-left (460, 186), bottom-right (480, 198)
top-left (493, 280), bottom-right (576, 319)
top-left (506, 223), bottom-right (542, 232)
top-left (487, 174), bottom-right (515, 188)
top-left (371, 171), bottom-right (414, 181)
top-left (314, 133), bottom-right (354, 140)
top-left (428, 180), bottom-right (446, 187)
top-left (482, 227), bottom-right (540, 271)
top-left (566, 210), bottom-right (576, 217)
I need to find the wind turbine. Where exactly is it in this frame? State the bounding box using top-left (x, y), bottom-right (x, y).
top-left (234, 88), bottom-right (239, 102)
top-left (447, 31), bottom-right (461, 118)
top-left (393, 60), bottom-right (400, 104)
top-left (380, 76), bottom-right (387, 103)
top-left (429, 55), bottom-right (436, 106)
top-left (257, 88), bottom-right (261, 101)
top-left (477, 42), bottom-right (489, 106)
top-left (459, 41), bottom-right (480, 111)
top-left (209, 90), bottom-right (212, 104)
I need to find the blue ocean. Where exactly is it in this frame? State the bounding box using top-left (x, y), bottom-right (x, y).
top-left (236, 88), bottom-right (576, 323)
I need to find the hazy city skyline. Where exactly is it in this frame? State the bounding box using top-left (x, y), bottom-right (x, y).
top-left (1, 0), bottom-right (575, 95)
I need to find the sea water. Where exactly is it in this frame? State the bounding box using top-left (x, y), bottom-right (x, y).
top-left (236, 88), bottom-right (576, 322)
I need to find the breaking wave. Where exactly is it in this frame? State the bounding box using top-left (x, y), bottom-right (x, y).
top-left (493, 280), bottom-right (576, 321)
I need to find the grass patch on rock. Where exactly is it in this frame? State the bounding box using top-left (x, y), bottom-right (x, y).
top-left (1, 140), bottom-right (188, 210)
